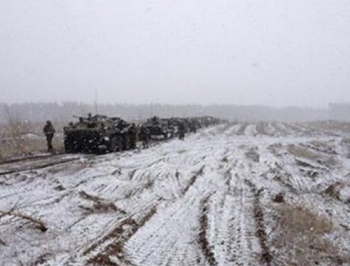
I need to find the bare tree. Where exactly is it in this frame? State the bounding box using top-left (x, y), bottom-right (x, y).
top-left (3, 105), bottom-right (30, 156)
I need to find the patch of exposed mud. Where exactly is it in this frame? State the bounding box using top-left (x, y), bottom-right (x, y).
top-left (183, 166), bottom-right (205, 195)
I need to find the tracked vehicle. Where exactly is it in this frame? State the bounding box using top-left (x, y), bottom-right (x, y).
top-left (63, 115), bottom-right (131, 153)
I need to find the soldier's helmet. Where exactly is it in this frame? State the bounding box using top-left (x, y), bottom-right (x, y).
top-left (46, 120), bottom-right (51, 125)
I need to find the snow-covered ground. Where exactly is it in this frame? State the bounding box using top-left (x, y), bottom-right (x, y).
top-left (1, 122), bottom-right (350, 265)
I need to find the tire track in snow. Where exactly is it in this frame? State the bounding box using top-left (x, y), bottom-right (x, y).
top-left (228, 143), bottom-right (273, 265)
top-left (224, 124), bottom-right (243, 136)
top-left (256, 122), bottom-right (276, 136)
top-left (183, 165), bottom-right (205, 195)
top-left (270, 122), bottom-right (288, 137)
top-left (0, 157), bottom-right (80, 176)
top-left (244, 179), bottom-right (272, 265)
top-left (202, 155), bottom-right (262, 266)
top-left (123, 183), bottom-right (210, 265)
top-left (70, 144), bottom-right (210, 265)
top-left (237, 123), bottom-right (249, 135)
top-left (121, 157), bottom-right (215, 265)
top-left (199, 194), bottom-right (217, 266)
top-left (229, 173), bottom-right (260, 265)
top-left (208, 191), bottom-right (237, 265)
top-left (244, 124), bottom-right (257, 137)
top-left (80, 206), bottom-right (158, 265)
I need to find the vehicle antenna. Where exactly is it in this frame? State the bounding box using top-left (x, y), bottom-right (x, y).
top-left (94, 89), bottom-right (98, 114)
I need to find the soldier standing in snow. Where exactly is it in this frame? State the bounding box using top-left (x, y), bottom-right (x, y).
top-left (43, 120), bottom-right (55, 152)
top-left (178, 122), bottom-right (185, 140)
top-left (129, 123), bottom-right (137, 150)
top-left (139, 125), bottom-right (150, 148)
top-left (87, 113), bottom-right (92, 121)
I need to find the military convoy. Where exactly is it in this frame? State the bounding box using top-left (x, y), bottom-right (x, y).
top-left (63, 114), bottom-right (221, 153)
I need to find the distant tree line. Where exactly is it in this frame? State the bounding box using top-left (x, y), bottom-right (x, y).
top-left (0, 102), bottom-right (349, 124)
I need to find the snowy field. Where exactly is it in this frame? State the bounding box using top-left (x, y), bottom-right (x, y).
top-left (1, 121), bottom-right (350, 265)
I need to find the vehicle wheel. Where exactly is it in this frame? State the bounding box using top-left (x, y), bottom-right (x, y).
top-left (64, 140), bottom-right (72, 153)
top-left (123, 135), bottom-right (130, 150)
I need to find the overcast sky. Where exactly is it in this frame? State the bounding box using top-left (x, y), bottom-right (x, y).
top-left (0, 0), bottom-right (349, 107)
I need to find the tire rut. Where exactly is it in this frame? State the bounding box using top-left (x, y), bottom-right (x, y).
top-left (199, 195), bottom-right (217, 266)
top-left (206, 167), bottom-right (260, 265)
top-left (183, 165), bottom-right (205, 196)
top-left (83, 206), bottom-right (158, 265)
top-left (237, 123), bottom-right (248, 135)
top-left (244, 179), bottom-right (272, 265)
top-left (0, 157), bottom-right (80, 176)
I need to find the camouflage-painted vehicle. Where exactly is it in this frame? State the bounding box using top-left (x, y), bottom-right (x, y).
top-left (63, 115), bottom-right (131, 153)
top-left (165, 118), bottom-right (180, 138)
top-left (143, 116), bottom-right (171, 140)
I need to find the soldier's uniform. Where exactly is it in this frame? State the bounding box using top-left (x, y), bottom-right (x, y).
top-left (140, 125), bottom-right (150, 148)
top-left (87, 113), bottom-right (92, 121)
top-left (178, 122), bottom-right (185, 140)
top-left (129, 124), bottom-right (137, 149)
top-left (43, 120), bottom-right (55, 152)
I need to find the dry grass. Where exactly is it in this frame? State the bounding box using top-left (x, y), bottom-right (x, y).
top-left (270, 203), bottom-right (349, 265)
top-left (324, 181), bottom-right (348, 201)
top-left (0, 111), bottom-right (31, 160)
top-left (0, 120), bottom-right (64, 162)
top-left (273, 203), bottom-right (334, 240)
top-left (0, 137), bottom-right (64, 161)
top-left (0, 107), bottom-right (67, 161)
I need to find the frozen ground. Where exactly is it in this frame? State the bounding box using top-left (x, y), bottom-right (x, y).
top-left (1, 121), bottom-right (350, 265)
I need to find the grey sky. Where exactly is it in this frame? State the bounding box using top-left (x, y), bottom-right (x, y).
top-left (0, 0), bottom-right (349, 107)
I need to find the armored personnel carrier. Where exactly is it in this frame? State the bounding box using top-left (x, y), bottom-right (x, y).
top-left (63, 114), bottom-right (131, 153)
top-left (143, 116), bottom-right (171, 140)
